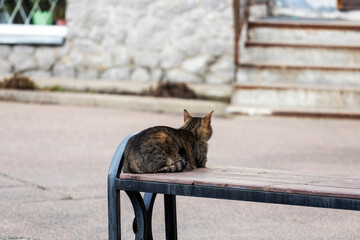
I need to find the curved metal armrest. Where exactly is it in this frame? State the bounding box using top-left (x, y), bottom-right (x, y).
top-left (108, 133), bottom-right (137, 183)
top-left (108, 133), bottom-right (137, 240)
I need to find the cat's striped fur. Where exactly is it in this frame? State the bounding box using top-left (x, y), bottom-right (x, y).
top-left (122, 110), bottom-right (213, 173)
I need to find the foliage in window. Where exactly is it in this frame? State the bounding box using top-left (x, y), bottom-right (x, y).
top-left (0, 0), bottom-right (66, 25)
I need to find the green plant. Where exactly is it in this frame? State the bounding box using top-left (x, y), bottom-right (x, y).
top-left (49, 85), bottom-right (66, 92)
top-left (149, 82), bottom-right (197, 99)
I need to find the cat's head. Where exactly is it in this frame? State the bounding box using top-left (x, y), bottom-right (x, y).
top-left (182, 109), bottom-right (213, 141)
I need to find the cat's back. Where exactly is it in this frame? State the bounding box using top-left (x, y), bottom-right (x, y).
top-left (125, 126), bottom-right (190, 151)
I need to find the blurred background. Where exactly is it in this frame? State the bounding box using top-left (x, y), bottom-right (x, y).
top-left (1, 0), bottom-right (360, 115)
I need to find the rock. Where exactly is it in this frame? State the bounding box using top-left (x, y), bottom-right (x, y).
top-left (78, 69), bottom-right (99, 80)
top-left (68, 50), bottom-right (84, 71)
top-left (24, 70), bottom-right (52, 78)
top-left (0, 58), bottom-right (11, 73)
top-left (209, 56), bottom-right (234, 82)
top-left (66, 1), bottom-right (89, 22)
top-left (55, 43), bottom-right (70, 60)
top-left (201, 39), bottom-right (226, 57)
top-left (166, 69), bottom-right (203, 83)
top-left (134, 51), bottom-right (159, 68)
top-left (173, 37), bottom-right (200, 57)
top-left (206, 74), bottom-right (231, 84)
top-left (131, 68), bottom-right (150, 82)
top-left (148, 32), bottom-right (168, 51)
top-left (182, 8), bottom-right (206, 21)
top-left (109, 9), bottom-right (137, 27)
top-left (182, 55), bottom-right (211, 74)
top-left (88, 9), bottom-right (110, 25)
top-left (35, 47), bottom-right (56, 71)
top-left (136, 16), bottom-right (167, 37)
top-left (107, 24), bottom-right (127, 43)
top-left (101, 67), bottom-right (130, 81)
top-left (126, 31), bottom-right (149, 49)
top-left (12, 46), bottom-right (34, 55)
top-left (66, 23), bottom-right (88, 39)
top-left (53, 63), bottom-right (76, 78)
top-left (72, 39), bottom-right (100, 54)
top-left (199, 18), bottom-right (228, 38)
top-left (201, 0), bottom-right (228, 10)
top-left (101, 37), bottom-right (118, 54)
top-left (121, 0), bottom-right (151, 16)
top-left (0, 46), bottom-right (11, 57)
top-left (160, 48), bottom-right (184, 69)
top-left (151, 69), bottom-right (163, 82)
top-left (84, 54), bottom-right (112, 71)
top-left (175, 0), bottom-right (198, 12)
top-left (9, 54), bottom-right (37, 72)
top-left (113, 47), bottom-right (132, 66)
top-left (170, 18), bottom-right (195, 38)
top-left (151, 2), bottom-right (181, 20)
top-left (88, 26), bottom-right (105, 43)
top-left (101, 0), bottom-right (119, 7)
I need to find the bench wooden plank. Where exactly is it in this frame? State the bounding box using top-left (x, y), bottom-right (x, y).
top-left (120, 166), bottom-right (360, 200)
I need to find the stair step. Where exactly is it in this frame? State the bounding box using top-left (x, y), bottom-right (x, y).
top-left (231, 83), bottom-right (360, 109)
top-left (249, 19), bottom-right (360, 30)
top-left (238, 62), bottom-right (360, 72)
top-left (227, 105), bottom-right (360, 119)
top-left (245, 41), bottom-right (360, 50)
top-left (239, 46), bottom-right (360, 67)
top-left (247, 20), bottom-right (360, 45)
top-left (236, 63), bottom-right (360, 86)
top-left (233, 82), bottom-right (360, 91)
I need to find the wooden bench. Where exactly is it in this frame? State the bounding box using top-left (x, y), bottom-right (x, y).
top-left (108, 134), bottom-right (360, 240)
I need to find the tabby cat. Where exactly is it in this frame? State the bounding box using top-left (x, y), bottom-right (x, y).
top-left (122, 109), bottom-right (213, 173)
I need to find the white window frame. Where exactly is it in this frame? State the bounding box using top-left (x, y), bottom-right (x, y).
top-left (0, 0), bottom-right (67, 45)
top-left (0, 24), bottom-right (67, 45)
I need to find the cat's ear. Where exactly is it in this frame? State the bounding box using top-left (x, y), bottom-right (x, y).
top-left (184, 109), bottom-right (191, 122)
top-left (202, 110), bottom-right (214, 126)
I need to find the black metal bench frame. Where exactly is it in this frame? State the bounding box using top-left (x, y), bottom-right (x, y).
top-left (108, 134), bottom-right (360, 240)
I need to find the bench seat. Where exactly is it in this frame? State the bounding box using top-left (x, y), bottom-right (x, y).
top-left (120, 166), bottom-right (360, 201)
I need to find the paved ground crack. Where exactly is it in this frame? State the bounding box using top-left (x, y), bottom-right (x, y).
top-left (0, 235), bottom-right (41, 240)
top-left (0, 172), bottom-right (48, 190)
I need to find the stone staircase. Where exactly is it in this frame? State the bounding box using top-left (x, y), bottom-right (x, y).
top-left (231, 19), bottom-right (360, 113)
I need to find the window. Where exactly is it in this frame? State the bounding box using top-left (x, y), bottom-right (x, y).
top-left (0, 0), bottom-right (67, 45)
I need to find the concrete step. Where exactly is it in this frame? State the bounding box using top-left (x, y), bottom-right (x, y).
top-left (0, 89), bottom-right (228, 116)
top-left (227, 105), bottom-right (360, 119)
top-left (32, 77), bottom-right (232, 102)
top-left (240, 44), bottom-right (360, 67)
top-left (236, 63), bottom-right (360, 87)
top-left (247, 20), bottom-right (360, 45)
top-left (231, 83), bottom-right (360, 109)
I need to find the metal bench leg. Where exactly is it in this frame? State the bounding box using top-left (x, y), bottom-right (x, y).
top-left (126, 191), bottom-right (157, 240)
top-left (108, 189), bottom-right (121, 240)
top-left (164, 194), bottom-right (178, 240)
top-left (143, 193), bottom-right (157, 240)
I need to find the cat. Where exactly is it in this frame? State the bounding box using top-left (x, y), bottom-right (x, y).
top-left (122, 109), bottom-right (213, 173)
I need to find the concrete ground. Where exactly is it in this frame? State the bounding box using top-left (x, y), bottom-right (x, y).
top-left (0, 101), bottom-right (359, 240)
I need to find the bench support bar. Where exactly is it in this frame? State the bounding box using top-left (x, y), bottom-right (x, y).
top-left (117, 179), bottom-right (360, 211)
top-left (164, 194), bottom-right (178, 240)
top-left (125, 191), bottom-right (157, 240)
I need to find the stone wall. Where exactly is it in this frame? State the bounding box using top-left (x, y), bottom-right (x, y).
top-left (0, 0), bottom-right (235, 85)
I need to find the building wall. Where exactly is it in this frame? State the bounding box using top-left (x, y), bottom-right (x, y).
top-left (0, 0), bottom-right (235, 85)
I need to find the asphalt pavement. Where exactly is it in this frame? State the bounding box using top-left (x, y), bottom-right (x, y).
top-left (0, 101), bottom-right (359, 240)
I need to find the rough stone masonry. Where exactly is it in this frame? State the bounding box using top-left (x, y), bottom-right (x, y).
top-left (0, 0), bottom-right (235, 85)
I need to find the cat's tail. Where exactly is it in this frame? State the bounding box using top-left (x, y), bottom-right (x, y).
top-left (157, 158), bottom-right (187, 173)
